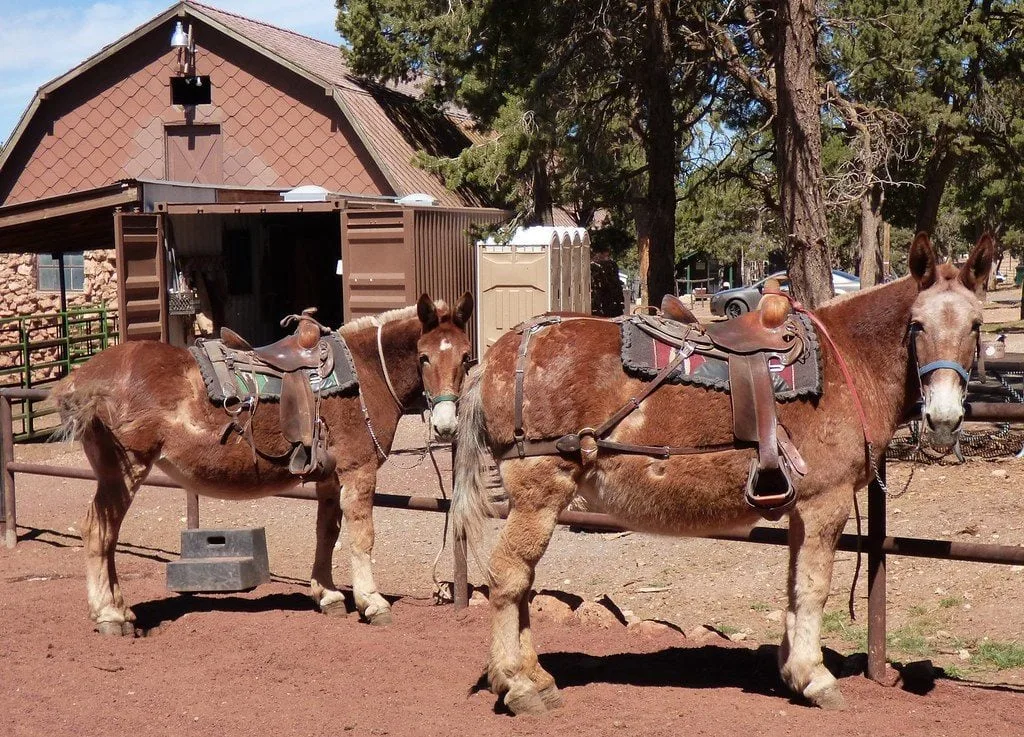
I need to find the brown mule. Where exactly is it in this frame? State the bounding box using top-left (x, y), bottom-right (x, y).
top-left (453, 233), bottom-right (993, 713)
top-left (53, 293), bottom-right (474, 634)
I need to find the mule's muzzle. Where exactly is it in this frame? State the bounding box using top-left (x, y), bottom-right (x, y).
top-left (430, 399), bottom-right (458, 441)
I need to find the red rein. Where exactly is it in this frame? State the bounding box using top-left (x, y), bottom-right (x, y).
top-left (762, 290), bottom-right (876, 476)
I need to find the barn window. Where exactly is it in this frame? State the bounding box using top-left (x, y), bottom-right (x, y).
top-left (37, 252), bottom-right (85, 292)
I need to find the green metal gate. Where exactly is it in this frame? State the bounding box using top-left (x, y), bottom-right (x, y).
top-left (0, 305), bottom-right (118, 439)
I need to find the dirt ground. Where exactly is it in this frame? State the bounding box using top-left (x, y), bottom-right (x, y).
top-left (3, 284), bottom-right (1024, 737)
top-left (4, 416), bottom-right (1024, 737)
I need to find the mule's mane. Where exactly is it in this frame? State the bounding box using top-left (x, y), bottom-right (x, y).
top-left (338, 300), bottom-right (449, 335)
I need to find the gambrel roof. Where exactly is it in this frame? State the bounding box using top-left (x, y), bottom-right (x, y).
top-left (0, 1), bottom-right (490, 208)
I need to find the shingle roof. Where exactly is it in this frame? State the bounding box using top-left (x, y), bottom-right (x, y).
top-left (186, 2), bottom-right (488, 207)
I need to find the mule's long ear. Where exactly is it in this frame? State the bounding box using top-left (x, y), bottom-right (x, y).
top-left (909, 231), bottom-right (937, 289)
top-left (417, 293), bottom-right (439, 332)
top-left (959, 232), bottom-right (996, 297)
top-left (453, 291), bottom-right (474, 330)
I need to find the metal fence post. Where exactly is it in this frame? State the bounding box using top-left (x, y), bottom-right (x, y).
top-left (186, 492), bottom-right (199, 529)
top-left (867, 456), bottom-right (890, 683)
top-left (1, 394), bottom-right (16, 548)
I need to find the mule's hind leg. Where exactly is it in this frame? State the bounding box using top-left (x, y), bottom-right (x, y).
top-left (310, 473), bottom-right (346, 615)
top-left (339, 465), bottom-right (391, 625)
top-left (80, 426), bottom-right (152, 636)
top-left (488, 461), bottom-right (573, 715)
top-left (519, 594), bottom-right (563, 709)
top-left (778, 486), bottom-right (853, 709)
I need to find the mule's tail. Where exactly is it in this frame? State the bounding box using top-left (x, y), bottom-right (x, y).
top-left (49, 375), bottom-right (117, 442)
top-left (452, 366), bottom-right (496, 576)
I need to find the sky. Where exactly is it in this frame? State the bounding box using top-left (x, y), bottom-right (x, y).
top-left (0, 0), bottom-right (342, 146)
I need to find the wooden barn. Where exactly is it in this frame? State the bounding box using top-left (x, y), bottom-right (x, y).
top-left (0, 1), bottom-right (507, 348)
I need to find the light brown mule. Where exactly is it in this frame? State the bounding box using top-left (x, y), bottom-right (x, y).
top-left (53, 293), bottom-right (474, 635)
top-left (453, 233), bottom-right (993, 714)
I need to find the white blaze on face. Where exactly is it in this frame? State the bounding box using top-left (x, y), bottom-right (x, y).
top-left (431, 400), bottom-right (458, 438)
top-left (439, 338), bottom-right (453, 352)
top-left (922, 370), bottom-right (965, 446)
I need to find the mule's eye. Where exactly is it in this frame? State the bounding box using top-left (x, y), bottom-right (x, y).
top-left (971, 320), bottom-right (982, 331)
top-left (462, 352), bottom-right (471, 365)
top-left (909, 321), bottom-right (924, 333)
top-left (419, 354), bottom-right (430, 365)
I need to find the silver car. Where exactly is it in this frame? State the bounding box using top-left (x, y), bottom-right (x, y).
top-left (709, 270), bottom-right (860, 318)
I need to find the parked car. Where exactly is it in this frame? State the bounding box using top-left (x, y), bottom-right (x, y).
top-left (710, 270), bottom-right (860, 318)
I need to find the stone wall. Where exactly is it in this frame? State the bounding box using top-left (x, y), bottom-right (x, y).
top-left (0, 249), bottom-right (119, 385)
top-left (0, 249), bottom-right (118, 315)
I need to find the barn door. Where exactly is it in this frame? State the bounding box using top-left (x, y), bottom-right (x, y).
top-left (165, 124), bottom-right (223, 183)
top-left (115, 212), bottom-right (167, 341)
top-left (341, 208), bottom-right (415, 320)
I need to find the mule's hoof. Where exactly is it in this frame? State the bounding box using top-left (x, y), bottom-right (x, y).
top-left (806, 682), bottom-right (846, 710)
top-left (537, 684), bottom-right (564, 710)
top-left (96, 620), bottom-right (135, 637)
top-left (504, 687), bottom-right (548, 716)
top-left (365, 607), bottom-right (393, 626)
top-left (320, 599), bottom-right (349, 617)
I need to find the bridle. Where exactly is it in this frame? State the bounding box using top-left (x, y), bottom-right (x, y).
top-left (908, 323), bottom-right (973, 392)
top-left (906, 323), bottom-right (975, 460)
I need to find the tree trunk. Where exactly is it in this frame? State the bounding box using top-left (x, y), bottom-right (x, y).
top-left (528, 157), bottom-right (554, 226)
top-left (915, 144), bottom-right (958, 235)
top-left (634, 204), bottom-right (652, 306)
top-left (775, 0), bottom-right (832, 307)
top-left (858, 183), bottom-right (884, 287)
top-left (643, 0), bottom-right (678, 306)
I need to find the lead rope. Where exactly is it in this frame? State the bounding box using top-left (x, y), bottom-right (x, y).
top-left (377, 320), bottom-right (453, 600)
top-left (765, 290), bottom-right (877, 621)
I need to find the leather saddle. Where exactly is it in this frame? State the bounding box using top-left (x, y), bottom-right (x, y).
top-left (646, 294), bottom-right (807, 516)
top-left (216, 309), bottom-right (336, 479)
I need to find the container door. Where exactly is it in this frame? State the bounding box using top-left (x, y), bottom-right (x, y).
top-left (115, 211), bottom-right (167, 341)
top-left (342, 208), bottom-right (414, 320)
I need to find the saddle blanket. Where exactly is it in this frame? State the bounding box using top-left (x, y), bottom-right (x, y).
top-left (619, 313), bottom-right (823, 401)
top-left (190, 332), bottom-right (359, 404)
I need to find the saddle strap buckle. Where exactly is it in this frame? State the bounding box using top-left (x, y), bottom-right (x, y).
top-left (554, 428), bottom-right (599, 465)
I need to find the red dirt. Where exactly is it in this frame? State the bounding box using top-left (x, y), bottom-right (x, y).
top-left (3, 416), bottom-right (1024, 736)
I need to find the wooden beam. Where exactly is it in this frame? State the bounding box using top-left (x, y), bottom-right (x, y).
top-left (0, 187), bottom-right (139, 229)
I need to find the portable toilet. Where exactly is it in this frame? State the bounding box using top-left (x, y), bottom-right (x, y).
top-left (476, 226), bottom-right (591, 352)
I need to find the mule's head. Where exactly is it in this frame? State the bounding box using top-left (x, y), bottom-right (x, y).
top-left (908, 231), bottom-right (994, 448)
top-left (416, 291), bottom-right (474, 441)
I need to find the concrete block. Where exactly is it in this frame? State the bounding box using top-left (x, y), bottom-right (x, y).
top-left (166, 528), bottom-right (270, 593)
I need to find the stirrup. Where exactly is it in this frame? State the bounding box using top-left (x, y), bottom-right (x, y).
top-left (744, 458), bottom-right (797, 520)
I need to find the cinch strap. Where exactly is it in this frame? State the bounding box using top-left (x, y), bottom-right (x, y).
top-left (918, 359), bottom-right (970, 383)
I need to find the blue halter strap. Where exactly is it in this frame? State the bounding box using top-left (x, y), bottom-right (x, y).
top-left (917, 359), bottom-right (970, 383)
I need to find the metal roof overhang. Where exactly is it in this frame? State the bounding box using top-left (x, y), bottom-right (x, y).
top-left (156, 199), bottom-right (346, 215)
top-left (0, 182), bottom-right (140, 253)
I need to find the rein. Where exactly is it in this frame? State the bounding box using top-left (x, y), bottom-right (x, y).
top-left (377, 323), bottom-right (404, 409)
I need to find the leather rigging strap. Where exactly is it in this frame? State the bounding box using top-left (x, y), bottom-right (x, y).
top-left (505, 316), bottom-right (738, 461)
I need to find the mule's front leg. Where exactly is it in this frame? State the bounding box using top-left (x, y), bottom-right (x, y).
top-left (778, 489), bottom-right (852, 709)
top-left (310, 474), bottom-right (346, 615)
top-left (340, 467), bottom-right (391, 625)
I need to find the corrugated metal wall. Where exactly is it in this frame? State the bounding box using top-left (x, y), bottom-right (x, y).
top-left (413, 207), bottom-right (507, 351)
